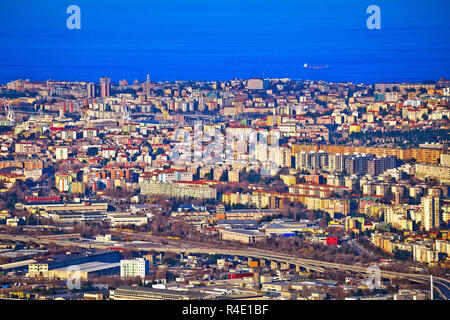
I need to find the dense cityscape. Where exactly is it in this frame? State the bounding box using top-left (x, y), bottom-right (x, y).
top-left (0, 76), bottom-right (448, 301)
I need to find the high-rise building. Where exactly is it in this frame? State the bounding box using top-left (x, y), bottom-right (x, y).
top-left (143, 74), bottom-right (151, 95)
top-left (87, 82), bottom-right (95, 98)
top-left (441, 154), bottom-right (450, 167)
top-left (228, 169), bottom-right (240, 182)
top-left (55, 146), bottom-right (69, 160)
top-left (100, 77), bottom-right (111, 97)
top-left (328, 153), bottom-right (345, 172)
top-left (295, 151), bottom-right (397, 176)
top-left (421, 196), bottom-right (441, 231)
top-left (120, 258), bottom-right (149, 278)
top-left (277, 147), bottom-right (292, 168)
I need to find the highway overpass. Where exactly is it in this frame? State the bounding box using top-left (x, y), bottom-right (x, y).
top-left (1, 233), bottom-right (449, 299)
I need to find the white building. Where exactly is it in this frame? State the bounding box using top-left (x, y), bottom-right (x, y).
top-left (109, 215), bottom-right (148, 227)
top-left (421, 196), bottom-right (441, 231)
top-left (246, 78), bottom-right (268, 90)
top-left (55, 146), bottom-right (69, 160)
top-left (120, 258), bottom-right (149, 278)
top-left (441, 154), bottom-right (450, 167)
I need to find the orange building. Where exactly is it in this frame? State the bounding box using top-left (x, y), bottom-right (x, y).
top-left (0, 159), bottom-right (43, 170)
top-left (292, 144), bottom-right (443, 164)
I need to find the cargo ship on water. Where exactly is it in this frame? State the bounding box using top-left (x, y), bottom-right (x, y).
top-left (303, 63), bottom-right (330, 69)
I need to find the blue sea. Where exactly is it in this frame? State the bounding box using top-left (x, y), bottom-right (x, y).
top-left (0, 0), bottom-right (449, 84)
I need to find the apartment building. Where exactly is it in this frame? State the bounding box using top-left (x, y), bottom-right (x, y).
top-left (120, 258), bottom-right (149, 278)
top-left (140, 180), bottom-right (217, 200)
top-left (415, 163), bottom-right (450, 184)
top-left (421, 196), bottom-right (441, 231)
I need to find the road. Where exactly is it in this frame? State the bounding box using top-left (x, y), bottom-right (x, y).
top-left (1, 232), bottom-right (449, 299)
top-left (348, 239), bottom-right (373, 257)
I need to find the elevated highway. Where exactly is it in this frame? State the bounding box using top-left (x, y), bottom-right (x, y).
top-left (1, 233), bottom-right (449, 299)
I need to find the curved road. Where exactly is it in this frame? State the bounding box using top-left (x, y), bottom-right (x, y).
top-left (1, 233), bottom-right (449, 299)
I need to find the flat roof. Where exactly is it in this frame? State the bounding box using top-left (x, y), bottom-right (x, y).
top-left (220, 229), bottom-right (265, 236)
top-left (0, 259), bottom-right (37, 270)
top-left (216, 219), bottom-right (258, 224)
top-left (115, 286), bottom-right (207, 299)
top-left (52, 261), bottom-right (120, 273)
top-left (23, 201), bottom-right (108, 207)
top-left (51, 211), bottom-right (106, 216)
top-left (0, 249), bottom-right (48, 259)
top-left (32, 250), bottom-right (118, 264)
top-left (110, 215), bottom-right (147, 219)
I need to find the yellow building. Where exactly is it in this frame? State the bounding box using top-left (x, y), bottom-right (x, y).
top-left (70, 181), bottom-right (86, 195)
top-left (55, 173), bottom-right (73, 192)
top-left (413, 243), bottom-right (440, 263)
top-left (222, 190), bottom-right (350, 215)
top-left (345, 217), bottom-right (365, 232)
top-left (222, 193), bottom-right (232, 204)
top-left (349, 124), bottom-right (361, 134)
top-left (415, 163), bottom-right (450, 184)
top-left (280, 174), bottom-right (297, 187)
top-left (0, 210), bottom-right (11, 220)
top-left (371, 233), bottom-right (395, 253)
top-left (442, 200), bottom-right (450, 224)
top-left (292, 144), bottom-right (443, 164)
top-left (0, 173), bottom-right (26, 184)
top-left (364, 204), bottom-right (385, 219)
top-left (228, 169), bottom-right (240, 183)
top-left (385, 205), bottom-right (414, 231)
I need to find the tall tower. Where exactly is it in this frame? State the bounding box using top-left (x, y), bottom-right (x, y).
top-left (144, 74), bottom-right (151, 96)
top-left (87, 82), bottom-right (95, 98)
top-left (421, 196), bottom-right (441, 231)
top-left (100, 77), bottom-right (111, 97)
